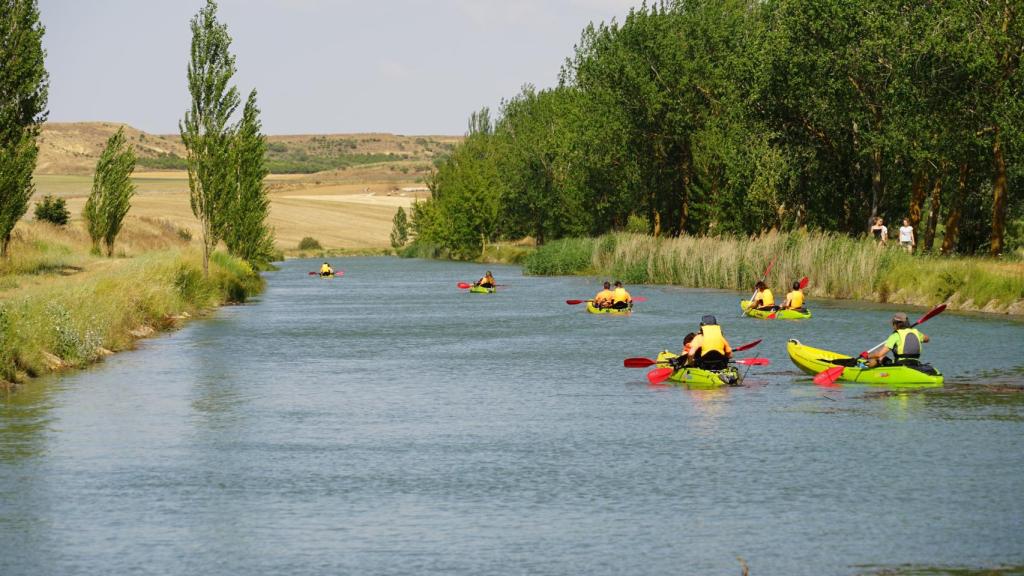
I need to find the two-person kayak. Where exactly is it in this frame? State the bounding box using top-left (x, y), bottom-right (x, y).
top-left (654, 351), bottom-right (742, 388)
top-left (787, 339), bottom-right (943, 388)
top-left (740, 300), bottom-right (811, 320)
top-left (587, 302), bottom-right (631, 315)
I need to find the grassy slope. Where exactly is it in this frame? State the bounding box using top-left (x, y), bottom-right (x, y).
top-left (0, 220), bottom-right (264, 385)
top-left (523, 232), bottom-right (1024, 315)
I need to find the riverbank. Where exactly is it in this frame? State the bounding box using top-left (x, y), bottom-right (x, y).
top-left (521, 232), bottom-right (1024, 315)
top-left (0, 220), bottom-right (265, 387)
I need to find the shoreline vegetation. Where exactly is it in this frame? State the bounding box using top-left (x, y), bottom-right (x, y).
top-left (0, 220), bottom-right (264, 388)
top-left (519, 232), bottom-right (1024, 315)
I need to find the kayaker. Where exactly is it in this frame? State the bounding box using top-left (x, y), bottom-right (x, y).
top-left (475, 271), bottom-right (496, 288)
top-left (593, 281), bottom-right (614, 309)
top-left (866, 312), bottom-right (930, 368)
top-left (319, 262), bottom-right (333, 277)
top-left (783, 280), bottom-right (805, 311)
top-left (611, 280), bottom-right (632, 310)
top-left (752, 281), bottom-right (775, 311)
top-left (687, 315), bottom-right (733, 369)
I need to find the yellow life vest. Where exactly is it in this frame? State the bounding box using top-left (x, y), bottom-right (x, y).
top-left (757, 289), bottom-right (775, 307)
top-left (320, 264), bottom-right (332, 274)
top-left (699, 324), bottom-right (726, 356)
top-left (786, 289), bottom-right (804, 309)
top-left (594, 289), bottom-right (614, 305)
top-left (893, 328), bottom-right (924, 358)
top-left (612, 287), bottom-right (631, 303)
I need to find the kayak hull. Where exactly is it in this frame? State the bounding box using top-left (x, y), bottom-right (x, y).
top-left (655, 351), bottom-right (741, 388)
top-left (787, 339), bottom-right (943, 388)
top-left (469, 285), bottom-right (496, 294)
top-left (587, 301), bottom-right (631, 316)
top-left (741, 300), bottom-right (811, 320)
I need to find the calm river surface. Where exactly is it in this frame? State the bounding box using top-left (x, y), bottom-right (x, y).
top-left (2, 257), bottom-right (1023, 575)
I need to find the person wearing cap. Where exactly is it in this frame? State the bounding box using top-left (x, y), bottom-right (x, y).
top-left (866, 312), bottom-right (930, 368)
top-left (686, 315), bottom-right (733, 369)
top-left (593, 281), bottom-right (614, 309)
top-left (610, 280), bottom-right (632, 310)
top-left (752, 281), bottom-right (775, 311)
top-left (782, 280), bottom-right (805, 311)
top-left (474, 271), bottom-right (496, 289)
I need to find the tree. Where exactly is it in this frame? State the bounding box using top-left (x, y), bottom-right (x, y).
top-left (224, 89), bottom-right (275, 265)
top-left (0, 0), bottom-right (48, 256)
top-left (84, 127), bottom-right (137, 256)
top-left (179, 0), bottom-right (240, 276)
top-left (390, 206), bottom-right (408, 248)
top-left (34, 195), bottom-right (69, 225)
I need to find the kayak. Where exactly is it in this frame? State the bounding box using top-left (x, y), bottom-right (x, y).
top-left (740, 300), bottom-right (811, 320)
top-left (469, 285), bottom-right (496, 294)
top-left (655, 351), bottom-right (742, 388)
top-left (587, 301), bottom-right (631, 316)
top-left (787, 339), bottom-right (943, 388)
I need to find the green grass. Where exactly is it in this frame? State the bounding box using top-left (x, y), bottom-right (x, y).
top-left (523, 232), bottom-right (1024, 313)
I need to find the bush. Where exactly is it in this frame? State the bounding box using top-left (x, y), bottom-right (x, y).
top-left (34, 195), bottom-right (70, 226)
top-left (625, 214), bottom-right (649, 234)
top-left (298, 236), bottom-right (322, 250)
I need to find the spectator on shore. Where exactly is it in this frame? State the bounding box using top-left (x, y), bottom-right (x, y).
top-left (870, 217), bottom-right (888, 246)
top-left (899, 218), bottom-right (915, 253)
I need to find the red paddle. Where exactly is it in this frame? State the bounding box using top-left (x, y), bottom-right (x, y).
top-left (568, 296), bottom-right (646, 305)
top-left (624, 357), bottom-right (659, 368)
top-left (647, 367), bottom-right (675, 385)
top-left (812, 303), bottom-right (946, 386)
top-left (735, 358), bottom-right (771, 366)
top-left (733, 338), bottom-right (762, 352)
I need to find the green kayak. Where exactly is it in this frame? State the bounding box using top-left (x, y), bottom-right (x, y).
top-left (655, 351), bottom-right (742, 388)
top-left (741, 300), bottom-right (811, 320)
top-left (469, 285), bottom-right (496, 294)
top-left (787, 338), bottom-right (943, 388)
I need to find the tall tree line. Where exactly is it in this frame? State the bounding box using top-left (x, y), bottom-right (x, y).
top-left (412, 0), bottom-right (1022, 257)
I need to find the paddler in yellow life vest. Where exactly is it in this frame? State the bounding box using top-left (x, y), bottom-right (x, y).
top-left (752, 281), bottom-right (775, 311)
top-left (593, 281), bottom-right (614, 309)
top-left (611, 280), bottom-right (632, 310)
top-left (783, 280), bottom-right (805, 311)
top-left (687, 315), bottom-right (733, 370)
top-left (474, 271), bottom-right (496, 289)
top-left (319, 262), bottom-right (334, 277)
top-left (866, 312), bottom-right (930, 368)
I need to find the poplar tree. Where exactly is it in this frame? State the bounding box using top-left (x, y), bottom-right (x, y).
top-left (84, 127), bottom-right (136, 256)
top-left (390, 206), bottom-right (408, 248)
top-left (224, 89), bottom-right (275, 265)
top-left (0, 0), bottom-right (48, 257)
top-left (180, 0), bottom-right (239, 276)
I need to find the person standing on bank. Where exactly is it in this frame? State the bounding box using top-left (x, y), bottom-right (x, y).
top-left (899, 218), bottom-right (915, 253)
top-left (870, 217), bottom-right (888, 246)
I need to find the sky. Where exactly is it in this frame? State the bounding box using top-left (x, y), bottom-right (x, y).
top-left (39, 0), bottom-right (635, 135)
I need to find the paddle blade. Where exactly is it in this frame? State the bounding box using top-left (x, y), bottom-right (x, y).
top-left (457, 282), bottom-right (472, 289)
top-left (733, 338), bottom-right (762, 352)
top-left (799, 276), bottom-right (809, 289)
top-left (646, 367), bottom-right (675, 385)
top-left (335, 271), bottom-right (345, 277)
top-left (736, 358), bottom-right (771, 366)
top-left (632, 296), bottom-right (648, 303)
top-left (766, 312), bottom-right (777, 319)
top-left (624, 357), bottom-right (658, 368)
top-left (566, 299), bottom-right (586, 305)
top-left (813, 366), bottom-right (845, 386)
top-left (913, 303), bottom-right (946, 327)
top-left (307, 272), bottom-right (317, 275)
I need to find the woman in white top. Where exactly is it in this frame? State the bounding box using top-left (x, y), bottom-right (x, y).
top-left (899, 218), bottom-right (915, 253)
top-left (870, 217), bottom-right (887, 245)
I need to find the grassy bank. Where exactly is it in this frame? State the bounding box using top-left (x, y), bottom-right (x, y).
top-left (523, 232), bottom-right (1024, 314)
top-left (399, 240), bottom-right (534, 265)
top-left (0, 220), bottom-right (264, 386)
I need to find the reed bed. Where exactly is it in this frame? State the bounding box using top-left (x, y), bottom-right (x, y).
top-left (524, 232), bottom-right (1024, 314)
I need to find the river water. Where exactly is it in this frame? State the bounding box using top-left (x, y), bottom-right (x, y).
top-left (2, 257), bottom-right (1023, 575)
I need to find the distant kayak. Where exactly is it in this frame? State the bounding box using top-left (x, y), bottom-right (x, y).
top-left (740, 300), bottom-right (811, 320)
top-left (586, 301), bottom-right (631, 315)
top-left (787, 339), bottom-right (943, 388)
top-left (469, 285), bottom-right (496, 294)
top-left (655, 351), bottom-right (741, 388)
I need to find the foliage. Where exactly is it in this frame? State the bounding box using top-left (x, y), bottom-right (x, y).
top-left (84, 126), bottom-right (137, 255)
top-left (0, 0), bottom-right (49, 256)
top-left (390, 206), bottom-right (408, 248)
top-left (223, 90), bottom-right (275, 266)
top-left (33, 195), bottom-right (69, 226)
top-left (297, 236), bottom-right (321, 250)
top-left (179, 0), bottom-right (240, 276)
top-left (135, 153), bottom-right (188, 170)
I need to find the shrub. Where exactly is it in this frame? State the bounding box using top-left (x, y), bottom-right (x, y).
top-left (34, 195), bottom-right (70, 226)
top-left (298, 236), bottom-right (322, 250)
top-left (625, 214), bottom-right (649, 234)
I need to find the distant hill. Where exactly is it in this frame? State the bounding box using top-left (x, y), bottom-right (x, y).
top-left (36, 122), bottom-right (461, 176)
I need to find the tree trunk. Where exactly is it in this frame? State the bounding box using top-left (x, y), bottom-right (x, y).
top-left (908, 170), bottom-right (928, 231)
top-left (652, 210), bottom-right (661, 237)
top-left (990, 127), bottom-right (1008, 256)
top-left (940, 163), bottom-right (968, 255)
top-left (924, 175), bottom-right (942, 252)
top-left (869, 147), bottom-right (883, 223)
top-left (1, 233), bottom-right (10, 258)
top-left (678, 150), bottom-right (692, 236)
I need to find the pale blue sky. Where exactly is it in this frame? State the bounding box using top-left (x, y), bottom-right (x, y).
top-left (40, 0), bottom-right (634, 135)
